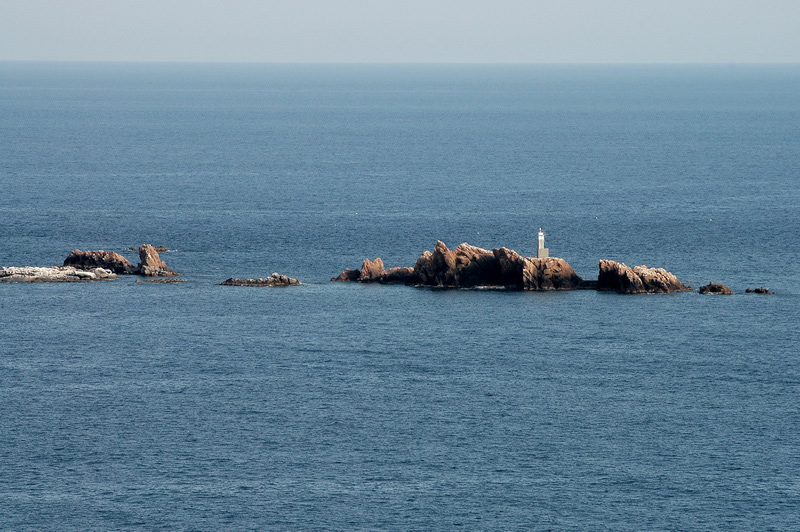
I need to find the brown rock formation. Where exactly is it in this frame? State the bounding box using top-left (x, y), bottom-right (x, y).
top-left (333, 241), bottom-right (581, 290)
top-left (522, 256), bottom-right (583, 290)
top-left (745, 287), bottom-right (773, 294)
top-left (699, 282), bottom-right (733, 295)
top-left (220, 273), bottom-right (300, 287)
top-left (380, 266), bottom-right (418, 284)
top-left (360, 258), bottom-right (385, 281)
top-left (64, 249), bottom-right (135, 274)
top-left (414, 241), bottom-right (457, 285)
top-left (414, 241), bottom-right (492, 287)
top-left (597, 260), bottom-right (688, 294)
top-left (331, 269), bottom-right (361, 282)
top-left (493, 247), bottom-right (525, 286)
top-left (331, 262), bottom-right (419, 284)
top-left (136, 244), bottom-right (179, 277)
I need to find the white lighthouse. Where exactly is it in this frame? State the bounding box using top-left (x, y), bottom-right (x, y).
top-left (537, 227), bottom-right (549, 258)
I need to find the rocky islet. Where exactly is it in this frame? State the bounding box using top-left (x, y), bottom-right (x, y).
top-left (333, 240), bottom-right (690, 294)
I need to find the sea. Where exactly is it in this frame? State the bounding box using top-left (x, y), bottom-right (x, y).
top-left (1, 62), bottom-right (798, 531)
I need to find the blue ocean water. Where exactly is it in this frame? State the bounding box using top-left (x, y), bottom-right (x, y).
top-left (1, 62), bottom-right (799, 530)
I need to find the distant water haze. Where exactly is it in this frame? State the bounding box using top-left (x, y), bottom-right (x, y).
top-left (1, 0), bottom-right (799, 63)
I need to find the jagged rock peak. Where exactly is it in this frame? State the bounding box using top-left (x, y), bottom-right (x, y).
top-left (137, 244), bottom-right (179, 277)
top-left (360, 258), bottom-right (385, 281)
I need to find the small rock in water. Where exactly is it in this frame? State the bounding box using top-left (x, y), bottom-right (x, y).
top-left (220, 273), bottom-right (301, 287)
top-left (745, 287), bottom-right (773, 294)
top-left (699, 282), bottom-right (733, 295)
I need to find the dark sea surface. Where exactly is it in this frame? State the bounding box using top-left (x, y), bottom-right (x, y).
top-left (1, 62), bottom-right (799, 531)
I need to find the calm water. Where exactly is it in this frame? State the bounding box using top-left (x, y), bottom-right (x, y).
top-left (1, 62), bottom-right (799, 530)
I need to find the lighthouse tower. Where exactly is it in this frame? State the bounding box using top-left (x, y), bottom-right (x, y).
top-left (537, 228), bottom-right (549, 258)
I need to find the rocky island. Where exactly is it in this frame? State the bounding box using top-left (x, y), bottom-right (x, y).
top-left (333, 240), bottom-right (690, 294)
top-left (1, 244), bottom-right (179, 282)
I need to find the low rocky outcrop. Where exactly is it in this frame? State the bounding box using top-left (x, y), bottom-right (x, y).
top-left (0, 266), bottom-right (115, 282)
top-left (220, 273), bottom-right (301, 287)
top-left (331, 257), bottom-right (420, 284)
top-left (63, 245), bottom-right (178, 277)
top-left (64, 249), bottom-right (135, 274)
top-left (746, 287), bottom-right (773, 294)
top-left (699, 282), bottom-right (733, 295)
top-left (596, 260), bottom-right (689, 294)
top-left (135, 278), bottom-right (185, 284)
top-left (332, 241), bottom-right (581, 290)
top-left (136, 244), bottom-right (179, 277)
top-left (331, 268), bottom-right (361, 282)
top-left (380, 266), bottom-right (418, 284)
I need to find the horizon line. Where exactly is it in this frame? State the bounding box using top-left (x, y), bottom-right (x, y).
top-left (2, 59), bottom-right (799, 66)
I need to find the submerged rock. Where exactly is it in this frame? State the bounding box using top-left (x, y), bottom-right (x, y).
top-left (136, 244), bottom-right (179, 277)
top-left (64, 249), bottom-right (135, 274)
top-left (597, 260), bottom-right (688, 294)
top-left (220, 273), bottom-right (301, 287)
top-left (699, 282), bottom-right (733, 295)
top-left (0, 266), bottom-right (115, 282)
top-left (745, 287), bottom-right (773, 294)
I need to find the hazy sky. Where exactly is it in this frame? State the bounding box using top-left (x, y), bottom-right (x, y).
top-left (1, 0), bottom-right (798, 63)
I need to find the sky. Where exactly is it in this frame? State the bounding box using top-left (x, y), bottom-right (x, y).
top-left (1, 0), bottom-right (799, 63)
